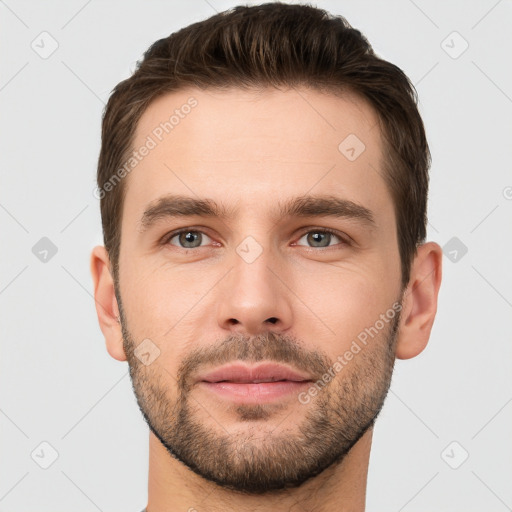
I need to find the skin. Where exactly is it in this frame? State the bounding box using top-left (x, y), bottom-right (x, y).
top-left (91, 86), bottom-right (442, 512)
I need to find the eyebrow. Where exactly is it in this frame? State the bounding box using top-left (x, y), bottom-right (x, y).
top-left (139, 193), bottom-right (376, 233)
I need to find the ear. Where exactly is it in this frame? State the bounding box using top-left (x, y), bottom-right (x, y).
top-left (90, 245), bottom-right (126, 362)
top-left (395, 241), bottom-right (443, 360)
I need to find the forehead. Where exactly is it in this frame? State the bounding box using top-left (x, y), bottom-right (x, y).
top-left (123, 86), bottom-right (391, 224)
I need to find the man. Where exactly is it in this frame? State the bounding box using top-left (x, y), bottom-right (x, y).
top-left (91, 3), bottom-right (442, 511)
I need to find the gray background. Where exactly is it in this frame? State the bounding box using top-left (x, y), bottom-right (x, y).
top-left (1, 0), bottom-right (511, 510)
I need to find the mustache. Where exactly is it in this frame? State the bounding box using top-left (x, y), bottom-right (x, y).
top-left (177, 331), bottom-right (334, 392)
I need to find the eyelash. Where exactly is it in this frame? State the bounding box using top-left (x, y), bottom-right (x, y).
top-left (161, 227), bottom-right (350, 250)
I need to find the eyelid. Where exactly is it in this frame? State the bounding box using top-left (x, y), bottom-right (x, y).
top-left (161, 227), bottom-right (215, 247)
top-left (293, 227), bottom-right (351, 247)
top-left (161, 226), bottom-right (352, 249)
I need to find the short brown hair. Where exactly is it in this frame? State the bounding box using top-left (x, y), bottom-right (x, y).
top-left (97, 2), bottom-right (430, 289)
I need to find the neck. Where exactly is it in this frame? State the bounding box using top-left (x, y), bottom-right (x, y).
top-left (146, 428), bottom-right (372, 512)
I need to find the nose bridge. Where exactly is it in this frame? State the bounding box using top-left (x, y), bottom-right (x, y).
top-left (215, 232), bottom-right (293, 335)
top-left (233, 234), bottom-right (275, 291)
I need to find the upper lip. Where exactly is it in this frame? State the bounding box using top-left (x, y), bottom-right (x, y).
top-left (198, 363), bottom-right (313, 384)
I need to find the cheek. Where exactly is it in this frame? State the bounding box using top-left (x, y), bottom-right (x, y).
top-left (292, 263), bottom-right (395, 351)
top-left (118, 260), bottom-right (219, 357)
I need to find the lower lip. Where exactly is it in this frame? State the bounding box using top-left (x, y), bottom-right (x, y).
top-left (200, 381), bottom-right (311, 403)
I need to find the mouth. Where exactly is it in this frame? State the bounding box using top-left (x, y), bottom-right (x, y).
top-left (196, 362), bottom-right (313, 403)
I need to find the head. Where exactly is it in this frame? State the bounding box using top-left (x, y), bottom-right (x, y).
top-left (91, 2), bottom-right (442, 494)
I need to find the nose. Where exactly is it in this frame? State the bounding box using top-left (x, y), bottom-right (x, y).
top-left (215, 245), bottom-right (294, 337)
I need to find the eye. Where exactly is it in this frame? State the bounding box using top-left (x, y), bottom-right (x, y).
top-left (295, 229), bottom-right (346, 248)
top-left (166, 229), bottom-right (213, 249)
top-left (162, 227), bottom-right (348, 251)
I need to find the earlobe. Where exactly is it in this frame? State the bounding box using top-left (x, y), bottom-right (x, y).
top-left (395, 242), bottom-right (443, 360)
top-left (90, 246), bottom-right (127, 362)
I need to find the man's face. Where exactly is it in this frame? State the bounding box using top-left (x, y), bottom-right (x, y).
top-left (116, 86), bottom-right (404, 493)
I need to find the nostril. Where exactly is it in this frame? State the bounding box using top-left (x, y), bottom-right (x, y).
top-left (266, 317), bottom-right (278, 324)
